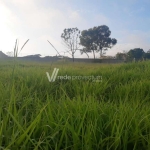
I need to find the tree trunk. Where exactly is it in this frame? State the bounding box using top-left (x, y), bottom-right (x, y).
top-left (100, 49), bottom-right (102, 58)
top-left (72, 54), bottom-right (74, 62)
top-left (92, 50), bottom-right (95, 59)
top-left (85, 53), bottom-right (89, 58)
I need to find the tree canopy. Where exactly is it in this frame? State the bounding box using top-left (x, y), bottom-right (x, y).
top-left (116, 52), bottom-right (127, 60)
top-left (143, 49), bottom-right (150, 59)
top-left (80, 25), bottom-right (117, 59)
top-left (127, 48), bottom-right (145, 61)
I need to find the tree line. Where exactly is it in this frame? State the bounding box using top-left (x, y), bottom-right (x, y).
top-left (5, 25), bottom-right (149, 62)
top-left (116, 48), bottom-right (150, 62)
top-left (61, 25), bottom-right (117, 61)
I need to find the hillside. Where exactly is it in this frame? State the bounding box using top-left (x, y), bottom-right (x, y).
top-left (0, 51), bottom-right (8, 58)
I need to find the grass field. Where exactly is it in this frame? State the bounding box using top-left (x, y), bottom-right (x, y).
top-left (0, 60), bottom-right (150, 150)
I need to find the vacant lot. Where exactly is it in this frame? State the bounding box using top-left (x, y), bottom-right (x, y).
top-left (0, 60), bottom-right (150, 150)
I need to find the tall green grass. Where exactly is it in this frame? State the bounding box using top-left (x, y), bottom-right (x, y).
top-left (0, 60), bottom-right (150, 149)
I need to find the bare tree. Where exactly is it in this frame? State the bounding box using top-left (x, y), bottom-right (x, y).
top-left (61, 27), bottom-right (80, 62)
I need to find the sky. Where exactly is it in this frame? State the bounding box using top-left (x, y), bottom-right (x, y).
top-left (0, 0), bottom-right (150, 58)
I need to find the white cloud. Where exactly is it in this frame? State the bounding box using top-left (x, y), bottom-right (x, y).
top-left (69, 11), bottom-right (81, 20)
top-left (0, 0), bottom-right (92, 57)
top-left (93, 14), bottom-right (110, 25)
top-left (106, 30), bottom-right (150, 56)
top-left (0, 0), bottom-right (149, 58)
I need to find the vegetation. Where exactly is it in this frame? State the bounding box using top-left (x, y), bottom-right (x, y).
top-left (0, 59), bottom-right (150, 149)
top-left (61, 25), bottom-right (117, 61)
top-left (127, 48), bottom-right (145, 61)
top-left (61, 28), bottom-right (81, 62)
top-left (144, 49), bottom-right (150, 59)
top-left (80, 25), bottom-right (117, 59)
top-left (116, 52), bottom-right (128, 60)
top-left (116, 48), bottom-right (150, 62)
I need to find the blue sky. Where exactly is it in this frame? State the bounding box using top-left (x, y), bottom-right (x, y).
top-left (0, 0), bottom-right (150, 58)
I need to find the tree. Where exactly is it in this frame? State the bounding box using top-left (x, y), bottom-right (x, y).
top-left (116, 52), bottom-right (127, 60)
top-left (143, 49), bottom-right (150, 59)
top-left (147, 49), bottom-right (150, 53)
top-left (127, 48), bottom-right (145, 61)
top-left (80, 25), bottom-right (117, 59)
top-left (61, 27), bottom-right (80, 62)
top-left (80, 48), bottom-right (90, 58)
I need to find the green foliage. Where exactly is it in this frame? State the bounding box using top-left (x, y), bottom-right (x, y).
top-left (116, 52), bottom-right (127, 60)
top-left (0, 61), bottom-right (150, 149)
top-left (143, 50), bottom-right (150, 59)
top-left (127, 48), bottom-right (145, 61)
top-left (144, 53), bottom-right (150, 59)
top-left (80, 25), bottom-right (117, 59)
